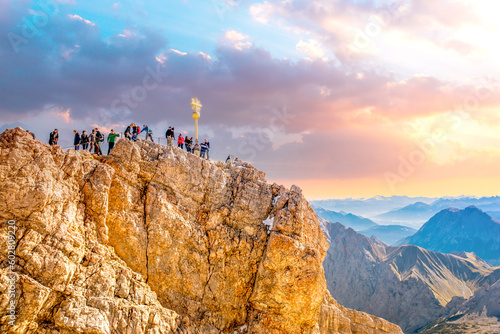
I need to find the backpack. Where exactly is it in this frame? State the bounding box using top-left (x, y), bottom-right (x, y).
top-left (137, 126), bottom-right (141, 134)
top-left (96, 131), bottom-right (104, 142)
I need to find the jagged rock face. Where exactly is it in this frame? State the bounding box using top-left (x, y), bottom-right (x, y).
top-left (0, 129), bottom-right (179, 334)
top-left (0, 128), bottom-right (402, 334)
top-left (323, 222), bottom-right (500, 333)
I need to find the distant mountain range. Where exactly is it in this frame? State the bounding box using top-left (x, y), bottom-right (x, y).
top-left (373, 201), bottom-right (435, 227)
top-left (314, 207), bottom-right (416, 245)
top-left (359, 225), bottom-right (417, 245)
top-left (312, 196), bottom-right (500, 229)
top-left (321, 221), bottom-right (500, 333)
top-left (313, 207), bottom-right (378, 230)
top-left (372, 197), bottom-right (500, 228)
top-left (311, 196), bottom-right (437, 217)
top-left (399, 206), bottom-right (500, 265)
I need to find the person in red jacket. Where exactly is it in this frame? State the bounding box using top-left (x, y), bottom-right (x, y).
top-left (177, 133), bottom-right (185, 149)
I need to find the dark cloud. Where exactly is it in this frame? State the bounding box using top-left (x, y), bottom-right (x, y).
top-left (1, 1), bottom-right (499, 186)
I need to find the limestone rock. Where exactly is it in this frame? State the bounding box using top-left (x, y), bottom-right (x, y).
top-left (0, 128), bottom-right (402, 334)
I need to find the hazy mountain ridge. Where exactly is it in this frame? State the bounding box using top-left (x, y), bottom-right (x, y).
top-left (322, 221), bottom-right (500, 333)
top-left (311, 196), bottom-right (437, 217)
top-left (359, 225), bottom-right (417, 246)
top-left (313, 207), bottom-right (378, 230)
top-left (373, 197), bottom-right (500, 228)
top-left (312, 196), bottom-right (500, 229)
top-left (314, 207), bottom-right (416, 245)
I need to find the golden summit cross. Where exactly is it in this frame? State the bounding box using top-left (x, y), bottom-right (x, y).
top-left (190, 97), bottom-right (202, 141)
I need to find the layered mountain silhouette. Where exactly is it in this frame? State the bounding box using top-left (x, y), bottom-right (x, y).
top-left (312, 196), bottom-right (436, 217)
top-left (313, 207), bottom-right (378, 230)
top-left (321, 221), bottom-right (500, 333)
top-left (359, 225), bottom-right (417, 245)
top-left (372, 196), bottom-right (500, 228)
top-left (374, 202), bottom-right (435, 227)
top-left (399, 206), bottom-right (500, 265)
top-left (314, 207), bottom-right (416, 245)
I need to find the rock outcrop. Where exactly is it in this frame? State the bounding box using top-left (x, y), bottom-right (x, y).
top-left (0, 128), bottom-right (402, 334)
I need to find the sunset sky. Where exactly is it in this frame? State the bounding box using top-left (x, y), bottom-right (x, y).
top-left (1, 0), bottom-right (500, 199)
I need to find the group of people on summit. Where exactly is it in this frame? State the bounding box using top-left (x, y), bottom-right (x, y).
top-left (48, 124), bottom-right (210, 159)
top-left (55, 128), bottom-right (119, 155)
top-left (165, 126), bottom-right (210, 158)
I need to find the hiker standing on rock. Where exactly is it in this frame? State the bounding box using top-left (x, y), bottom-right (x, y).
top-left (107, 129), bottom-right (120, 155)
top-left (49, 129), bottom-right (58, 146)
top-left (192, 140), bottom-right (200, 156)
top-left (143, 125), bottom-right (154, 142)
top-left (81, 130), bottom-right (89, 150)
top-left (177, 133), bottom-right (184, 149)
top-left (89, 129), bottom-right (96, 152)
top-left (95, 128), bottom-right (104, 155)
top-left (185, 136), bottom-right (192, 152)
top-left (73, 130), bottom-right (80, 150)
top-left (165, 126), bottom-right (174, 146)
top-left (200, 139), bottom-right (210, 159)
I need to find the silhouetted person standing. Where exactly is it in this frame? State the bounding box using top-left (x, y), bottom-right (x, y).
top-left (89, 129), bottom-right (96, 153)
top-left (81, 130), bottom-right (89, 150)
top-left (124, 124), bottom-right (132, 140)
top-left (95, 128), bottom-right (103, 155)
top-left (166, 126), bottom-right (174, 146)
top-left (73, 130), bottom-right (80, 150)
top-left (49, 129), bottom-right (58, 146)
top-left (193, 140), bottom-right (200, 156)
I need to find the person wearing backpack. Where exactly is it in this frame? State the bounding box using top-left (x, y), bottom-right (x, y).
top-left (73, 130), bottom-right (81, 150)
top-left (107, 129), bottom-right (120, 155)
top-left (81, 130), bottom-right (89, 150)
top-left (95, 128), bottom-right (104, 155)
top-left (49, 129), bottom-right (59, 146)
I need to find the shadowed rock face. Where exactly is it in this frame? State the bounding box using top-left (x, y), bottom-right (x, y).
top-left (0, 128), bottom-right (402, 334)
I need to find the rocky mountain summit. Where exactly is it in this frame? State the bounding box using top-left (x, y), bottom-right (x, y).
top-left (0, 128), bottom-right (402, 334)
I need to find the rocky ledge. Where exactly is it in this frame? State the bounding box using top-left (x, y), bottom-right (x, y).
top-left (0, 128), bottom-right (402, 334)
